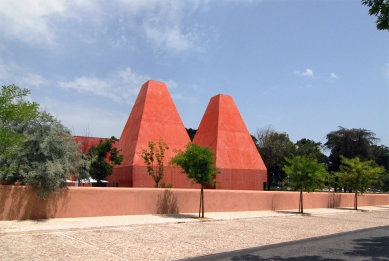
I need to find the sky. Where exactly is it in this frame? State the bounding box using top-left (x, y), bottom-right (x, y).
top-left (1, 0), bottom-right (388, 147)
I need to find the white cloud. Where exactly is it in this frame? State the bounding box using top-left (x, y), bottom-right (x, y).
top-left (0, 59), bottom-right (176, 105)
top-left (124, 1), bottom-right (205, 53)
top-left (0, 0), bottom-right (77, 45)
top-left (0, 60), bottom-right (20, 83)
top-left (302, 69), bottom-right (314, 78)
top-left (58, 77), bottom-right (119, 101)
top-left (20, 73), bottom-right (50, 88)
top-left (171, 93), bottom-right (196, 104)
top-left (171, 93), bottom-right (186, 101)
top-left (165, 80), bottom-right (178, 90)
top-left (294, 69), bottom-right (314, 78)
top-left (143, 25), bottom-right (195, 52)
top-left (330, 73), bottom-right (339, 79)
top-left (0, 0), bottom-right (207, 53)
top-left (58, 67), bottom-right (178, 104)
top-left (0, 60), bottom-right (49, 88)
top-left (42, 97), bottom-right (127, 138)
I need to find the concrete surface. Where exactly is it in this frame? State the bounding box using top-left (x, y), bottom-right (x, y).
top-left (1, 206), bottom-right (388, 260)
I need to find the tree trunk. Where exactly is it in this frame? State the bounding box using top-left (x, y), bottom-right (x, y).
top-left (354, 191), bottom-right (358, 210)
top-left (300, 188), bottom-right (303, 213)
top-left (198, 188), bottom-right (202, 217)
top-left (201, 185), bottom-right (205, 218)
top-left (298, 193), bottom-right (301, 213)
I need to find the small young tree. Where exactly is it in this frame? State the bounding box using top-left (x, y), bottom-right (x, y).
top-left (336, 156), bottom-right (385, 210)
top-left (88, 136), bottom-right (123, 185)
top-left (283, 155), bottom-right (327, 213)
top-left (169, 143), bottom-right (220, 218)
top-left (141, 137), bottom-right (169, 188)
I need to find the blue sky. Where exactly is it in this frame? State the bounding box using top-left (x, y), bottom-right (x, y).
top-left (1, 0), bottom-right (388, 146)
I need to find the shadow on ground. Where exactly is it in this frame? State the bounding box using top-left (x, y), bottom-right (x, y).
top-left (182, 226), bottom-right (389, 261)
top-left (344, 233), bottom-right (389, 260)
top-left (156, 214), bottom-right (199, 219)
top-left (230, 255), bottom-right (344, 261)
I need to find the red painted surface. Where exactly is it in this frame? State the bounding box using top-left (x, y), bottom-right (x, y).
top-left (73, 136), bottom-right (105, 153)
top-left (194, 94), bottom-right (267, 190)
top-left (1, 186), bottom-right (388, 220)
top-left (107, 80), bottom-right (193, 188)
top-left (73, 83), bottom-right (267, 190)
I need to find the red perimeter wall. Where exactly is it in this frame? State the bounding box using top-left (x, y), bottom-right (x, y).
top-left (1, 186), bottom-right (388, 220)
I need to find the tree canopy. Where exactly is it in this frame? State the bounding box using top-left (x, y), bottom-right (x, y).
top-left (0, 85), bottom-right (40, 175)
top-left (337, 156), bottom-right (385, 209)
top-left (186, 128), bottom-right (197, 141)
top-left (371, 145), bottom-right (389, 191)
top-left (324, 126), bottom-right (378, 172)
top-left (283, 155), bottom-right (327, 213)
top-left (256, 126), bottom-right (296, 189)
top-left (361, 0), bottom-right (389, 30)
top-left (1, 85), bottom-right (89, 199)
top-left (169, 143), bottom-right (219, 218)
top-left (88, 136), bottom-right (123, 184)
top-left (141, 137), bottom-right (169, 188)
top-left (11, 113), bottom-right (88, 199)
top-left (295, 138), bottom-right (329, 164)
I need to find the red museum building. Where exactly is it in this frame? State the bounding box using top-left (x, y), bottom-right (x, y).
top-left (74, 80), bottom-right (267, 190)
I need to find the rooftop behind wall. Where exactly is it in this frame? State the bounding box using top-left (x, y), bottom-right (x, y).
top-left (73, 136), bottom-right (104, 153)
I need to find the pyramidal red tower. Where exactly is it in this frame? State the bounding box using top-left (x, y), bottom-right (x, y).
top-left (107, 80), bottom-right (192, 188)
top-left (193, 94), bottom-right (267, 190)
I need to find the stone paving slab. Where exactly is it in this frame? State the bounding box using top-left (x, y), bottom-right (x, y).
top-left (1, 205), bottom-right (388, 234)
top-left (0, 206), bottom-right (388, 261)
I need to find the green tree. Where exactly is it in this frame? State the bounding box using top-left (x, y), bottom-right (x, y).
top-left (380, 172), bottom-right (389, 192)
top-left (0, 85), bottom-right (40, 175)
top-left (295, 139), bottom-right (329, 164)
top-left (2, 111), bottom-right (89, 199)
top-left (88, 136), bottom-right (123, 185)
top-left (186, 128), bottom-right (197, 141)
top-left (256, 126), bottom-right (296, 189)
top-left (371, 144), bottom-right (389, 192)
top-left (361, 0), bottom-right (389, 30)
top-left (169, 143), bottom-right (220, 218)
top-left (283, 156), bottom-right (327, 213)
top-left (337, 156), bottom-right (385, 209)
top-left (324, 127), bottom-right (378, 172)
top-left (295, 138), bottom-right (331, 188)
top-left (141, 137), bottom-right (169, 188)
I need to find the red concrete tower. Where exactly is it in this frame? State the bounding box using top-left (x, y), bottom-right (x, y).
top-left (193, 94), bottom-right (267, 190)
top-left (107, 80), bottom-right (193, 187)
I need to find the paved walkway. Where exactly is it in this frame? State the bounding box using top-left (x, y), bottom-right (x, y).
top-left (1, 206), bottom-right (388, 260)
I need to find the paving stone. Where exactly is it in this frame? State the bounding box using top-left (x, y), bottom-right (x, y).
top-left (0, 206), bottom-right (388, 261)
